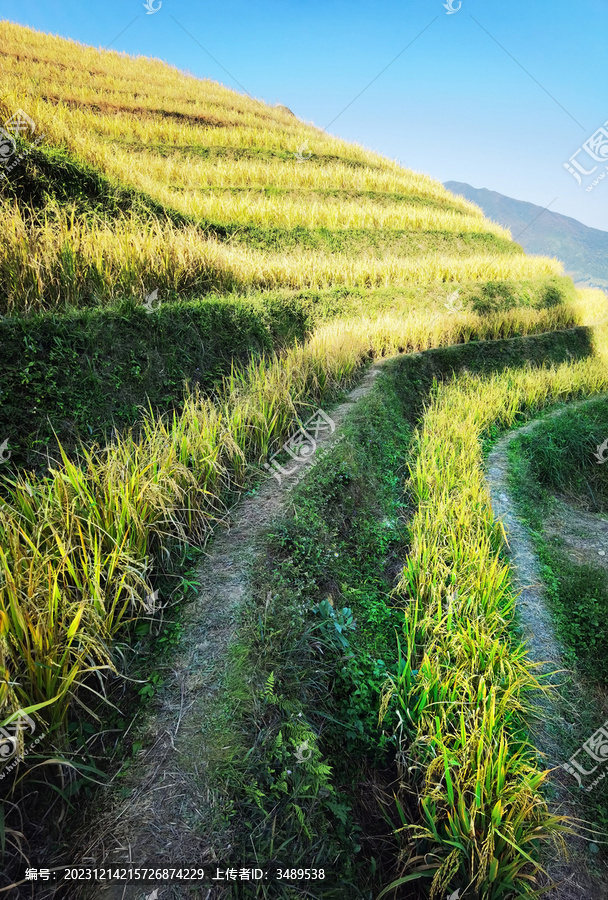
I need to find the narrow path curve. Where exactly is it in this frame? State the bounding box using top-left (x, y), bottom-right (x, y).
top-left (74, 362), bottom-right (386, 900)
top-left (486, 396), bottom-right (608, 900)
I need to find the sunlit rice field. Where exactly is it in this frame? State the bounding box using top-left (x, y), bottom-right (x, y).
top-left (379, 330), bottom-right (608, 897)
top-left (0, 201), bottom-right (561, 313)
top-left (0, 17), bottom-right (605, 897)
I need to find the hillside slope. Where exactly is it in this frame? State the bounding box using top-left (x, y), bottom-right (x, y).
top-left (0, 19), bottom-right (585, 476)
top-left (445, 180), bottom-right (608, 290)
top-left (0, 19), bottom-right (564, 316)
top-left (1, 19), bottom-right (608, 900)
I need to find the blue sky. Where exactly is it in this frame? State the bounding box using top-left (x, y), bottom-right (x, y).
top-left (4, 0), bottom-right (608, 231)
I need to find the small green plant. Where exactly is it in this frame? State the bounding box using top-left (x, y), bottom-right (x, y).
top-left (313, 598), bottom-right (356, 651)
top-left (138, 672), bottom-right (163, 699)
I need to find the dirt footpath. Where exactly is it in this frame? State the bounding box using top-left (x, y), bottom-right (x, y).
top-left (70, 364), bottom-right (385, 900)
top-left (487, 398), bottom-right (608, 900)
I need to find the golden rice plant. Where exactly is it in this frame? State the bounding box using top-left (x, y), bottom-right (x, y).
top-left (0, 201), bottom-right (563, 313)
top-left (139, 187), bottom-right (509, 234)
top-left (379, 337), bottom-right (608, 897)
top-left (0, 308), bottom-right (596, 742)
top-left (0, 20), bottom-right (473, 210)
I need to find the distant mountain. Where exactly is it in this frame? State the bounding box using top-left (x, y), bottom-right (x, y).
top-left (444, 181), bottom-right (608, 291)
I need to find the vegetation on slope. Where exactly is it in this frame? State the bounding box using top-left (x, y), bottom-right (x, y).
top-left (505, 400), bottom-right (608, 853)
top-left (2, 17), bottom-right (595, 480)
top-left (158, 327), bottom-right (608, 899)
top-left (0, 19), bottom-right (562, 317)
top-left (378, 332), bottom-right (608, 898)
top-left (0, 17), bottom-right (607, 899)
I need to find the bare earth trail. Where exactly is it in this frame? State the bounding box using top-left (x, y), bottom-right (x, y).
top-left (487, 396), bottom-right (608, 900)
top-left (74, 364), bottom-right (385, 900)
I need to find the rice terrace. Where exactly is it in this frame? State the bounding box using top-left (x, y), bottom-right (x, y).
top-left (0, 4), bottom-right (608, 899)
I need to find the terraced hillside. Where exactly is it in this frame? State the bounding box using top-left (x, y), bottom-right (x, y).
top-left (0, 18), bottom-right (607, 900)
top-left (0, 19), bottom-right (571, 314)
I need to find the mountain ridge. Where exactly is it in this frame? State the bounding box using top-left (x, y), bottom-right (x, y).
top-left (444, 180), bottom-right (608, 290)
